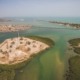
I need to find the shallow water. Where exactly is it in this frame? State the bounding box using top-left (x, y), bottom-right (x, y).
top-left (0, 18), bottom-right (80, 80)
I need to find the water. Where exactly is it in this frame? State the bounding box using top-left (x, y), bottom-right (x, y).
top-left (0, 17), bottom-right (80, 80)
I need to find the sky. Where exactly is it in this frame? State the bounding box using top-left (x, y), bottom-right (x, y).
top-left (0, 0), bottom-right (80, 17)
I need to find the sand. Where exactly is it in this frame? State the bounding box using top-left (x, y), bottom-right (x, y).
top-left (0, 37), bottom-right (49, 64)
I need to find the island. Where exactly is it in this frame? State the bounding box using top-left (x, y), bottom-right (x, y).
top-left (66, 38), bottom-right (80, 80)
top-left (0, 24), bottom-right (31, 32)
top-left (49, 21), bottom-right (80, 29)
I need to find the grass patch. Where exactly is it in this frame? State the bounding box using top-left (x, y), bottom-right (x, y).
top-left (66, 38), bottom-right (80, 80)
top-left (69, 38), bottom-right (80, 46)
top-left (26, 36), bottom-right (54, 47)
top-left (68, 38), bottom-right (80, 54)
top-left (0, 70), bottom-right (15, 80)
top-left (74, 47), bottom-right (80, 54)
top-left (66, 56), bottom-right (80, 80)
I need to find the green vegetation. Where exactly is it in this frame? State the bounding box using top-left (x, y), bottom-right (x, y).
top-left (66, 38), bottom-right (80, 80)
top-left (0, 70), bottom-right (15, 80)
top-left (74, 47), bottom-right (80, 54)
top-left (69, 38), bottom-right (80, 46)
top-left (27, 36), bottom-right (54, 47)
top-left (68, 38), bottom-right (80, 54)
top-left (66, 56), bottom-right (80, 80)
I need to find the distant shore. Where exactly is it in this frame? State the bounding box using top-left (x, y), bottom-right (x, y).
top-left (49, 21), bottom-right (80, 29)
top-left (0, 24), bottom-right (32, 32)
